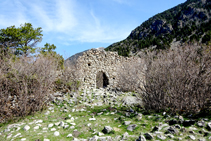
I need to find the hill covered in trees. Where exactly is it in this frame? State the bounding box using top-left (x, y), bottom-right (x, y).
top-left (106, 0), bottom-right (211, 56)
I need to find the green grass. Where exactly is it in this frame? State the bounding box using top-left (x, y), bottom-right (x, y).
top-left (0, 91), bottom-right (210, 141)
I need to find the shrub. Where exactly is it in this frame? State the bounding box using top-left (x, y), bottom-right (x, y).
top-left (141, 45), bottom-right (211, 114)
top-left (0, 54), bottom-right (58, 123)
top-left (117, 58), bottom-right (145, 92)
top-left (117, 45), bottom-right (211, 115)
top-left (54, 64), bottom-right (81, 93)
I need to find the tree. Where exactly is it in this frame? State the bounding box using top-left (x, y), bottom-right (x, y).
top-left (40, 43), bottom-right (64, 70)
top-left (0, 23), bottom-right (43, 56)
top-left (40, 43), bottom-right (56, 55)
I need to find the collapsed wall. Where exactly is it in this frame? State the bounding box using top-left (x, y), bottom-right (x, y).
top-left (74, 48), bottom-right (139, 89)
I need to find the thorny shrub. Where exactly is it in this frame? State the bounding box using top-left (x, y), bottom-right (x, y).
top-left (118, 45), bottom-right (211, 114)
top-left (54, 64), bottom-right (81, 93)
top-left (117, 58), bottom-right (145, 92)
top-left (0, 54), bottom-right (58, 123)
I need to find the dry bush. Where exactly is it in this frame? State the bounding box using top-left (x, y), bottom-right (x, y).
top-left (54, 63), bottom-right (81, 93)
top-left (141, 45), bottom-right (211, 114)
top-left (117, 58), bottom-right (145, 92)
top-left (117, 45), bottom-right (210, 115)
top-left (0, 55), bottom-right (58, 123)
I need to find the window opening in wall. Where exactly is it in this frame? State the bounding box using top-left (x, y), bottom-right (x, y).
top-left (96, 71), bottom-right (109, 88)
top-left (88, 63), bottom-right (91, 66)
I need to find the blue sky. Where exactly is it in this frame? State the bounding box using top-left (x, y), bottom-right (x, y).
top-left (0, 0), bottom-right (186, 59)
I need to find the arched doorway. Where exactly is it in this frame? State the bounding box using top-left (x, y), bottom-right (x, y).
top-left (96, 71), bottom-right (109, 88)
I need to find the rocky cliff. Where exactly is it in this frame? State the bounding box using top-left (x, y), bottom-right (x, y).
top-left (106, 0), bottom-right (211, 56)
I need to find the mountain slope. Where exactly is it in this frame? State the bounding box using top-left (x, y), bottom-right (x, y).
top-left (105, 0), bottom-right (211, 56)
top-left (64, 47), bottom-right (104, 67)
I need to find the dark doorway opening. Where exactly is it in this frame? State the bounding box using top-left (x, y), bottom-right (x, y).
top-left (96, 71), bottom-right (109, 88)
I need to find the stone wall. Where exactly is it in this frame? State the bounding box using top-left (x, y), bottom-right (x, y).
top-left (74, 48), bottom-right (140, 89)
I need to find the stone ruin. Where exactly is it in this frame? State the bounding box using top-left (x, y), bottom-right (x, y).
top-left (71, 48), bottom-right (140, 90)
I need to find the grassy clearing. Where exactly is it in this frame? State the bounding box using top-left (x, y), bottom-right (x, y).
top-left (0, 91), bottom-right (211, 141)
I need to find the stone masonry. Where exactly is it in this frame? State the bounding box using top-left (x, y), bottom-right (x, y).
top-left (74, 48), bottom-right (139, 89)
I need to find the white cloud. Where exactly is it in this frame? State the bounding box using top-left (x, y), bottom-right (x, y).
top-left (0, 0), bottom-right (28, 27)
top-left (55, 0), bottom-right (78, 32)
top-left (0, 0), bottom-right (132, 44)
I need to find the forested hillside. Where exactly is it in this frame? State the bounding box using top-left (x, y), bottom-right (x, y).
top-left (106, 0), bottom-right (211, 56)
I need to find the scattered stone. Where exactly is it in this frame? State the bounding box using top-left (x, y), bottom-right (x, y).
top-left (188, 135), bottom-right (196, 140)
top-left (66, 119), bottom-right (74, 123)
top-left (115, 135), bottom-right (121, 140)
top-left (44, 139), bottom-right (50, 141)
top-left (124, 121), bottom-right (131, 125)
top-left (136, 113), bottom-right (142, 120)
top-left (89, 135), bottom-right (98, 141)
top-left (16, 127), bottom-right (21, 131)
top-left (136, 135), bottom-right (146, 141)
top-left (72, 138), bottom-right (80, 141)
top-left (198, 139), bottom-right (206, 141)
top-left (55, 122), bottom-right (60, 126)
top-left (48, 123), bottom-right (54, 128)
top-left (4, 128), bottom-right (10, 132)
top-left (70, 123), bottom-right (76, 126)
top-left (207, 122), bottom-right (211, 131)
top-left (70, 126), bottom-right (75, 129)
top-left (98, 136), bottom-right (107, 141)
top-left (73, 130), bottom-right (81, 137)
top-left (64, 125), bottom-right (69, 129)
top-left (13, 133), bottom-right (21, 138)
top-left (44, 111), bottom-right (50, 115)
top-left (122, 96), bottom-right (142, 106)
top-left (48, 107), bottom-right (54, 111)
top-left (144, 133), bottom-right (154, 140)
top-left (67, 134), bottom-right (72, 137)
top-left (89, 118), bottom-right (96, 121)
top-left (166, 134), bottom-right (174, 138)
top-left (98, 132), bottom-right (104, 136)
top-left (197, 121), bottom-right (205, 127)
top-left (23, 125), bottom-right (30, 131)
top-left (183, 120), bottom-right (195, 127)
top-left (51, 128), bottom-right (56, 131)
top-left (63, 109), bottom-right (68, 112)
top-left (97, 112), bottom-right (103, 116)
top-left (189, 130), bottom-right (196, 134)
top-left (7, 133), bottom-right (12, 139)
top-left (167, 126), bottom-right (178, 134)
top-left (169, 119), bottom-right (178, 125)
top-left (151, 126), bottom-right (159, 132)
top-left (43, 127), bottom-right (48, 130)
top-left (54, 131), bottom-right (60, 136)
top-left (127, 124), bottom-right (137, 131)
top-left (157, 134), bottom-right (166, 140)
top-left (21, 138), bottom-right (26, 141)
top-left (60, 121), bottom-right (65, 127)
top-left (35, 120), bottom-right (43, 124)
top-left (178, 137), bottom-right (183, 140)
top-left (122, 132), bottom-right (129, 140)
top-left (102, 126), bottom-right (113, 134)
top-left (34, 126), bottom-right (39, 130)
top-left (175, 124), bottom-right (181, 129)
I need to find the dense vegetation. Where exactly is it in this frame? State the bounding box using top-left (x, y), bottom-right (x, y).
top-left (117, 45), bottom-right (211, 115)
top-left (0, 23), bottom-right (78, 123)
top-left (106, 0), bottom-right (211, 56)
